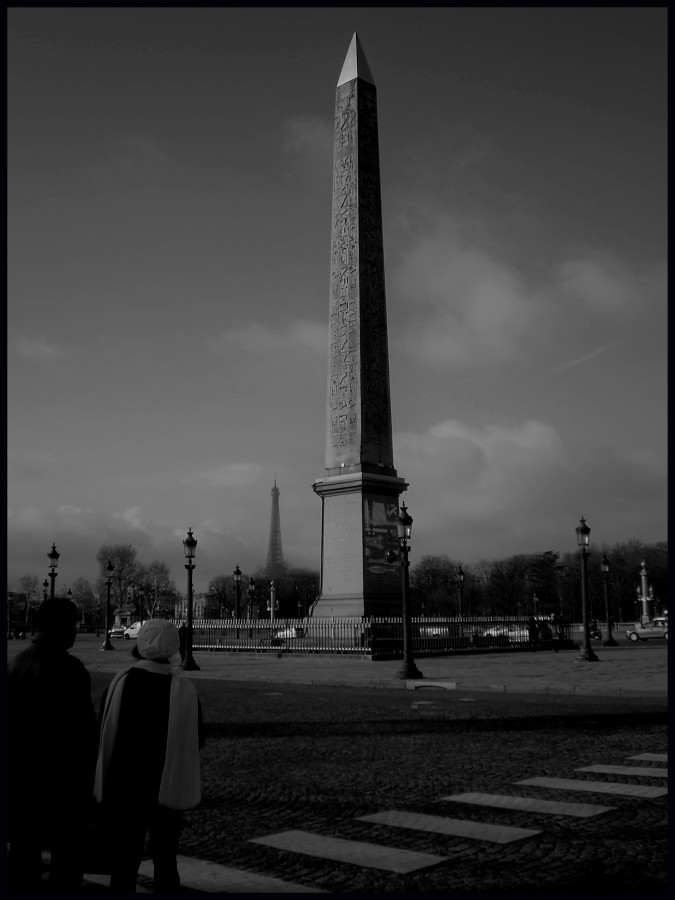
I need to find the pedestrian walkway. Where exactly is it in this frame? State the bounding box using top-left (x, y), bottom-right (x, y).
top-left (65, 639), bottom-right (667, 697)
top-left (49, 746), bottom-right (665, 892)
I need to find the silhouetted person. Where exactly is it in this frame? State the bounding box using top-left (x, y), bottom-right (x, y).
top-left (527, 616), bottom-right (539, 649)
top-left (7, 597), bottom-right (97, 891)
top-left (178, 621), bottom-right (187, 663)
top-left (94, 619), bottom-right (204, 891)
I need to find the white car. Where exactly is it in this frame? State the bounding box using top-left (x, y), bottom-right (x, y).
top-left (124, 621), bottom-right (143, 640)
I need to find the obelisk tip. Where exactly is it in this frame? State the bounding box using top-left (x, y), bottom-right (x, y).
top-left (337, 32), bottom-right (375, 87)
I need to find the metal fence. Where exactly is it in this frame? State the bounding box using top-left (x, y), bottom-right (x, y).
top-left (179, 616), bottom-right (577, 658)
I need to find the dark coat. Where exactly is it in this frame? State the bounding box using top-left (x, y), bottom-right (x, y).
top-left (8, 637), bottom-right (97, 841)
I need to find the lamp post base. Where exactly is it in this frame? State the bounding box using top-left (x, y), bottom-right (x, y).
top-left (603, 636), bottom-right (618, 647)
top-left (182, 657), bottom-right (200, 671)
top-left (399, 661), bottom-right (424, 680)
top-left (576, 647), bottom-right (599, 661)
top-left (99, 640), bottom-right (114, 651)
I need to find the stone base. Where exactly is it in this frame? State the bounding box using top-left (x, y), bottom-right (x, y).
top-left (312, 471), bottom-right (407, 618)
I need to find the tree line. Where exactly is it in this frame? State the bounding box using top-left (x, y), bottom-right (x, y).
top-left (8, 538), bottom-right (666, 630)
top-left (410, 540), bottom-right (668, 621)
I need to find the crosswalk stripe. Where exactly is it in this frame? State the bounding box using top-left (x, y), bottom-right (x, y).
top-left (250, 830), bottom-right (446, 874)
top-left (83, 873), bottom-right (151, 891)
top-left (138, 856), bottom-right (328, 893)
top-left (627, 753), bottom-right (667, 762)
top-left (576, 765), bottom-right (667, 777)
top-left (441, 792), bottom-right (615, 818)
top-left (516, 777), bottom-right (668, 798)
top-left (357, 810), bottom-right (541, 843)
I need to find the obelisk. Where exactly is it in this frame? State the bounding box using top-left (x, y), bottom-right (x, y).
top-left (312, 33), bottom-right (408, 618)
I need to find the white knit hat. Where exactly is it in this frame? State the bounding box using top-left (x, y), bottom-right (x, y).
top-left (137, 619), bottom-right (180, 660)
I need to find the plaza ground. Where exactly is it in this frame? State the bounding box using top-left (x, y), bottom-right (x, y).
top-left (7, 638), bottom-right (667, 893)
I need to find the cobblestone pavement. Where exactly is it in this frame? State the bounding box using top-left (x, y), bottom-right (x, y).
top-left (87, 675), bottom-right (667, 894)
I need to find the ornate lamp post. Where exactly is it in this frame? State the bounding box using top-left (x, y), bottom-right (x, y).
top-left (247, 577), bottom-right (256, 620)
top-left (182, 528), bottom-right (199, 671)
top-left (601, 555), bottom-right (617, 646)
top-left (267, 581), bottom-right (278, 622)
top-left (575, 516), bottom-right (598, 662)
top-left (47, 543), bottom-right (59, 600)
top-left (387, 503), bottom-right (423, 680)
top-left (639, 559), bottom-right (649, 619)
top-left (457, 565), bottom-right (465, 618)
top-left (100, 560), bottom-right (115, 651)
top-left (233, 565), bottom-right (242, 619)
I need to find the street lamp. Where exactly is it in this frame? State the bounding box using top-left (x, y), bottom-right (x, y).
top-left (96, 600), bottom-right (101, 637)
top-left (639, 559), bottom-right (649, 620)
top-left (100, 561), bottom-right (115, 651)
top-left (575, 516), bottom-right (598, 662)
top-left (247, 577), bottom-right (256, 627)
top-left (47, 543), bottom-right (59, 600)
top-left (386, 503), bottom-right (423, 680)
top-left (233, 565), bottom-right (242, 619)
top-left (138, 585), bottom-right (145, 627)
top-left (457, 566), bottom-right (465, 618)
top-left (601, 555), bottom-right (617, 646)
top-left (267, 581), bottom-right (278, 622)
top-left (182, 528), bottom-right (199, 671)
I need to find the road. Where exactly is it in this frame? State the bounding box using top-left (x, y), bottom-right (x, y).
top-left (85, 675), bottom-right (667, 893)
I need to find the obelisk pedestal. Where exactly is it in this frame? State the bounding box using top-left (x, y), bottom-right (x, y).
top-left (312, 34), bottom-right (407, 618)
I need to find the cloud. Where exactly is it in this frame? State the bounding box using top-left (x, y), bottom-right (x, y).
top-left (181, 463), bottom-right (266, 489)
top-left (282, 115), bottom-right (333, 177)
top-left (392, 219), bottom-right (538, 367)
top-left (393, 415), bottom-right (665, 562)
top-left (208, 320), bottom-right (326, 357)
top-left (390, 215), bottom-right (664, 371)
top-left (15, 336), bottom-right (66, 364)
top-left (84, 132), bottom-right (180, 189)
top-left (556, 257), bottom-right (640, 317)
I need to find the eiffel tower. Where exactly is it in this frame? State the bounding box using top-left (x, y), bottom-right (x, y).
top-left (266, 478), bottom-right (286, 578)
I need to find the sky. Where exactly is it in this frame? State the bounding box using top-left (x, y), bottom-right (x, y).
top-left (7, 7), bottom-right (667, 595)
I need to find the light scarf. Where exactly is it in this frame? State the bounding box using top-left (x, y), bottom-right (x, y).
top-left (94, 660), bottom-right (201, 810)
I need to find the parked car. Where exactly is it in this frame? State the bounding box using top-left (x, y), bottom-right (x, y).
top-left (625, 620), bottom-right (668, 642)
top-left (124, 621), bottom-right (143, 640)
top-left (109, 625), bottom-right (126, 639)
top-left (482, 625), bottom-right (529, 641)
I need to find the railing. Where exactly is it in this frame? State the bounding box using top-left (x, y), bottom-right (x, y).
top-left (177, 616), bottom-right (575, 658)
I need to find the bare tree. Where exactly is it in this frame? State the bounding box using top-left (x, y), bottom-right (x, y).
top-left (96, 545), bottom-right (139, 613)
top-left (17, 574), bottom-right (39, 625)
top-left (136, 561), bottom-right (177, 618)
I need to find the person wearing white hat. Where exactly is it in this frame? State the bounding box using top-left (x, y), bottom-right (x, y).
top-left (94, 618), bottom-right (203, 891)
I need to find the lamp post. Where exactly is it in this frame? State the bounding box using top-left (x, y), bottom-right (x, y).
top-left (42, 580), bottom-right (48, 601)
top-left (138, 585), bottom-right (145, 627)
top-left (268, 581), bottom-right (278, 622)
top-left (386, 503), bottom-right (423, 680)
top-left (457, 565), bottom-right (465, 618)
top-left (96, 600), bottom-right (101, 637)
top-left (575, 516), bottom-right (598, 662)
top-left (639, 559), bottom-right (649, 620)
top-left (233, 565), bottom-right (242, 619)
top-left (601, 555), bottom-right (617, 646)
top-left (247, 577), bottom-right (255, 620)
top-left (182, 528), bottom-right (199, 671)
top-left (47, 543), bottom-right (59, 600)
top-left (100, 561), bottom-right (115, 651)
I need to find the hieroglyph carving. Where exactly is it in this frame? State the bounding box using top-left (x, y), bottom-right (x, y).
top-left (328, 79), bottom-right (393, 467)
